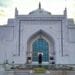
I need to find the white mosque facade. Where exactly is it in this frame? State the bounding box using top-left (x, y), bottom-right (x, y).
top-left (0, 4), bottom-right (75, 65)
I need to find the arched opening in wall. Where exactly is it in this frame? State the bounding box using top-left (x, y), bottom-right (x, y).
top-left (27, 30), bottom-right (55, 65)
top-left (32, 38), bottom-right (49, 63)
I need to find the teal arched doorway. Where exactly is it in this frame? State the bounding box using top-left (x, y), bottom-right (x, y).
top-left (32, 38), bottom-right (49, 62)
top-left (27, 30), bottom-right (55, 64)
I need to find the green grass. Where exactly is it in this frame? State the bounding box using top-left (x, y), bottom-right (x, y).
top-left (33, 67), bottom-right (46, 73)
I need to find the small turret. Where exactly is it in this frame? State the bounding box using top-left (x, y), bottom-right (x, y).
top-left (64, 8), bottom-right (67, 17)
top-left (39, 2), bottom-right (41, 9)
top-left (15, 8), bottom-right (18, 17)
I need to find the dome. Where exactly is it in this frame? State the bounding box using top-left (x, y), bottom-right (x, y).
top-left (29, 3), bottom-right (51, 16)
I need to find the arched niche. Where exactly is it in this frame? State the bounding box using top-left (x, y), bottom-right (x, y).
top-left (27, 30), bottom-right (55, 64)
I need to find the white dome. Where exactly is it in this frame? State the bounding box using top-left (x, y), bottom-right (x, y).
top-left (29, 3), bottom-right (51, 16)
top-left (29, 8), bottom-right (51, 15)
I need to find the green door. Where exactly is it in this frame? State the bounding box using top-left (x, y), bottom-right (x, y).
top-left (32, 38), bottom-right (49, 62)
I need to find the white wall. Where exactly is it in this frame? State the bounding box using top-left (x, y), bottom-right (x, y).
top-left (0, 13), bottom-right (75, 64)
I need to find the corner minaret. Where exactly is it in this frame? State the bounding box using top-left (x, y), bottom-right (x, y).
top-left (64, 8), bottom-right (67, 17)
top-left (15, 8), bottom-right (18, 17)
top-left (39, 2), bottom-right (41, 9)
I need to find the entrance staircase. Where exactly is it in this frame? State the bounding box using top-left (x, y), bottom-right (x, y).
top-left (14, 70), bottom-right (67, 75)
top-left (14, 71), bottom-right (48, 75)
top-left (15, 72), bottom-right (30, 75)
top-left (4, 64), bottom-right (75, 75)
top-left (14, 66), bottom-right (49, 75)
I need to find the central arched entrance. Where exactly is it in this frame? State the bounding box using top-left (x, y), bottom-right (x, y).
top-left (27, 30), bottom-right (55, 64)
top-left (32, 38), bottom-right (49, 63)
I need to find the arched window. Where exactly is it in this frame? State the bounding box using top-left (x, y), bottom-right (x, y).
top-left (32, 38), bottom-right (49, 62)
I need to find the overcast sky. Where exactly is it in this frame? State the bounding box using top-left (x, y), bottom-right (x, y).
top-left (0, 0), bottom-right (75, 25)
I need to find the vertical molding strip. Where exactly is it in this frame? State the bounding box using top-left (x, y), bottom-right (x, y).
top-left (61, 20), bottom-right (63, 56)
top-left (18, 21), bottom-right (21, 56)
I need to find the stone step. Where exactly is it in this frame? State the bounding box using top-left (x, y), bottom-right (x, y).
top-left (33, 73), bottom-right (46, 75)
top-left (15, 73), bottom-right (48, 75)
top-left (14, 70), bottom-right (69, 75)
top-left (15, 72), bottom-right (30, 75)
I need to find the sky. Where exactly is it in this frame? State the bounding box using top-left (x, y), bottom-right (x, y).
top-left (0, 0), bottom-right (75, 25)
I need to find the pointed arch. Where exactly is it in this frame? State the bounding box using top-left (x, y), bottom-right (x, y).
top-left (27, 30), bottom-right (55, 63)
top-left (27, 30), bottom-right (54, 43)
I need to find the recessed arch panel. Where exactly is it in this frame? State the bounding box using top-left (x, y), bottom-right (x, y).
top-left (27, 30), bottom-right (55, 63)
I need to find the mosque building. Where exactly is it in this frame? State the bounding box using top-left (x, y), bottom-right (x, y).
top-left (0, 3), bottom-right (75, 66)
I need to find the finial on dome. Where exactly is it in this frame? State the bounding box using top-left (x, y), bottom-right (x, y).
top-left (39, 2), bottom-right (41, 9)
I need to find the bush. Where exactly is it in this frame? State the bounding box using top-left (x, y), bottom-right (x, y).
top-left (33, 67), bottom-right (46, 73)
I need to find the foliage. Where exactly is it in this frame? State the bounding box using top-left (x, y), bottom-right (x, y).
top-left (33, 67), bottom-right (46, 73)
